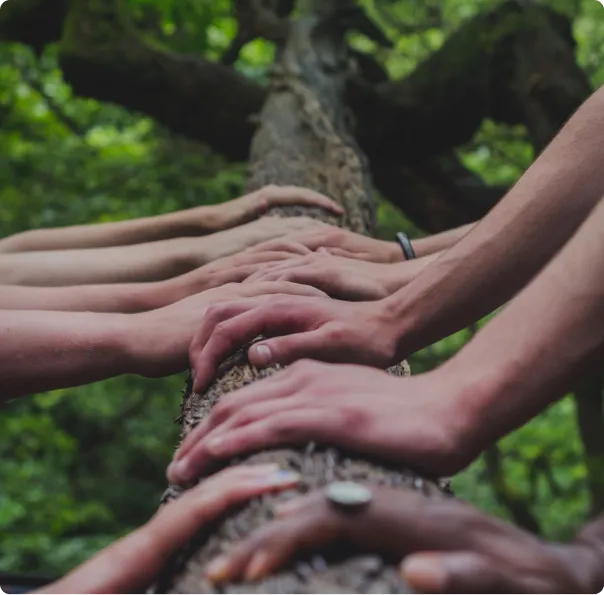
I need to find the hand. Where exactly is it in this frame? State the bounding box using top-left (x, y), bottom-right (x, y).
top-left (168, 361), bottom-right (467, 485)
top-left (189, 293), bottom-right (402, 392)
top-left (203, 485), bottom-right (602, 594)
top-left (167, 246), bottom-right (312, 301)
top-left (245, 252), bottom-right (394, 300)
top-left (246, 226), bottom-right (401, 263)
top-left (204, 216), bottom-right (328, 262)
top-left (201, 185), bottom-right (344, 231)
top-left (37, 464), bottom-right (299, 594)
top-left (127, 282), bottom-right (328, 378)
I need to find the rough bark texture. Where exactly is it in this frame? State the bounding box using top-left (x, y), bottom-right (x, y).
top-left (1, 0), bottom-right (589, 232)
top-left (150, 4), bottom-right (450, 593)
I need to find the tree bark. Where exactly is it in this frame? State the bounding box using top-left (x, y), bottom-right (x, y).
top-left (150, 3), bottom-right (449, 593)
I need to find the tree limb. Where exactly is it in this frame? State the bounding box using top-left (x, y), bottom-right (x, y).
top-left (0, 0), bottom-right (589, 230)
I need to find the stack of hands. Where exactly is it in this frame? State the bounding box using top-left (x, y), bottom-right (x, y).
top-left (42, 465), bottom-right (601, 594)
top-left (4, 163), bottom-right (604, 593)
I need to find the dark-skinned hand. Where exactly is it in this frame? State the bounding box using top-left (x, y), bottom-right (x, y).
top-left (204, 485), bottom-right (603, 594)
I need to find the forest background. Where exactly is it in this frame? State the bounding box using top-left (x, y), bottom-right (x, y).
top-left (0, 0), bottom-right (603, 578)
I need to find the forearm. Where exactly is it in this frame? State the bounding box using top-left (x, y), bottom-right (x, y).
top-left (411, 222), bottom-right (475, 258)
top-left (0, 237), bottom-right (202, 286)
top-left (0, 310), bottom-right (137, 400)
top-left (382, 252), bottom-right (442, 294)
top-left (386, 86), bottom-right (604, 355)
top-left (0, 282), bottom-right (175, 313)
top-left (438, 197), bottom-right (604, 458)
top-left (0, 209), bottom-right (206, 253)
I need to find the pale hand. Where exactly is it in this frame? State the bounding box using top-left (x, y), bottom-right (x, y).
top-left (204, 216), bottom-right (329, 262)
top-left (188, 294), bottom-right (401, 393)
top-left (246, 225), bottom-right (401, 263)
top-left (169, 361), bottom-right (467, 485)
top-left (127, 281), bottom-right (328, 378)
top-left (203, 485), bottom-right (602, 594)
top-left (245, 252), bottom-right (394, 300)
top-left (37, 465), bottom-right (299, 594)
top-left (199, 185), bottom-right (343, 231)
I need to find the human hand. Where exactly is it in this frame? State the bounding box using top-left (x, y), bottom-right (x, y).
top-left (201, 185), bottom-right (343, 232)
top-left (169, 361), bottom-right (467, 485)
top-left (246, 226), bottom-right (401, 263)
top-left (36, 464), bottom-right (299, 594)
top-left (128, 281), bottom-right (328, 378)
top-left (245, 252), bottom-right (395, 300)
top-left (203, 484), bottom-right (602, 594)
top-left (167, 246), bottom-right (312, 302)
top-left (204, 216), bottom-right (328, 262)
top-left (189, 292), bottom-right (402, 393)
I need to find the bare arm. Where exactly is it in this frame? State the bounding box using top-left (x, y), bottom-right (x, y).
top-left (411, 222), bottom-right (474, 258)
top-left (385, 84), bottom-right (604, 357)
top-left (437, 195), bottom-right (604, 458)
top-left (0, 216), bottom-right (324, 286)
top-left (0, 310), bottom-right (134, 400)
top-left (0, 186), bottom-right (342, 253)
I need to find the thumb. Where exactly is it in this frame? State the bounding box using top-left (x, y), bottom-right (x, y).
top-left (248, 330), bottom-right (327, 367)
top-left (401, 552), bottom-right (519, 594)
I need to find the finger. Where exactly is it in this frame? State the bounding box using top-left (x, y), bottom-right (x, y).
top-left (248, 239), bottom-right (311, 256)
top-left (323, 247), bottom-right (370, 260)
top-left (265, 186), bottom-right (344, 215)
top-left (401, 552), bottom-right (535, 594)
top-left (243, 281), bottom-right (327, 299)
top-left (248, 328), bottom-right (333, 367)
top-left (191, 298), bottom-right (312, 392)
top-left (48, 465), bottom-right (299, 594)
top-left (169, 400), bottom-right (311, 485)
top-left (184, 409), bottom-right (345, 476)
top-left (205, 493), bottom-right (338, 584)
top-left (171, 370), bottom-right (296, 467)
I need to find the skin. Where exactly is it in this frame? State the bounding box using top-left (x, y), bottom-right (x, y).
top-left (36, 465), bottom-right (300, 594)
top-left (0, 216), bottom-right (327, 287)
top-left (188, 83), bottom-right (604, 390)
top-left (203, 486), bottom-right (604, 594)
top-left (0, 248), bottom-right (311, 313)
top-left (0, 185), bottom-right (343, 253)
top-left (245, 251), bottom-right (440, 300)
top-left (0, 281), bottom-right (327, 402)
top-left (247, 222), bottom-right (472, 264)
top-left (174, 196), bottom-right (604, 483)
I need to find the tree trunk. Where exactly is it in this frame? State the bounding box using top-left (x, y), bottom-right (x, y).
top-left (151, 3), bottom-right (449, 593)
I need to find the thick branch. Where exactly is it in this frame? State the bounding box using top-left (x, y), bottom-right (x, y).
top-left (0, 0), bottom-right (588, 230)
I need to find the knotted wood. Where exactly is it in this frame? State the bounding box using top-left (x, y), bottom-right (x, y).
top-left (152, 3), bottom-right (450, 592)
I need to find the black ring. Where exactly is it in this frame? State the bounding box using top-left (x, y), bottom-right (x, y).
top-left (396, 232), bottom-right (416, 260)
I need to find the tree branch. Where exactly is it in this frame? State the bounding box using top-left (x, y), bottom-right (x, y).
top-left (0, 0), bottom-right (588, 230)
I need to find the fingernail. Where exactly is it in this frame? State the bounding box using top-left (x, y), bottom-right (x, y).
top-left (251, 344), bottom-right (272, 365)
top-left (205, 555), bottom-right (230, 583)
top-left (245, 551), bottom-right (270, 581)
top-left (168, 459), bottom-right (190, 484)
top-left (257, 470), bottom-right (300, 485)
top-left (401, 556), bottom-right (447, 592)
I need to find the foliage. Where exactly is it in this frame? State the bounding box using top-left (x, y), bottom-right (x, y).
top-left (0, 0), bottom-right (603, 578)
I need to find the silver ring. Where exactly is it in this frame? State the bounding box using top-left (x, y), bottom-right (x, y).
top-left (326, 481), bottom-right (372, 510)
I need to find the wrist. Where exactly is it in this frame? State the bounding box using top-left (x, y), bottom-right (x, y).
top-left (384, 240), bottom-right (404, 263)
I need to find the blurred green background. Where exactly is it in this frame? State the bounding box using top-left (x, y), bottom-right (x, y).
top-left (1, 0), bottom-right (603, 577)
